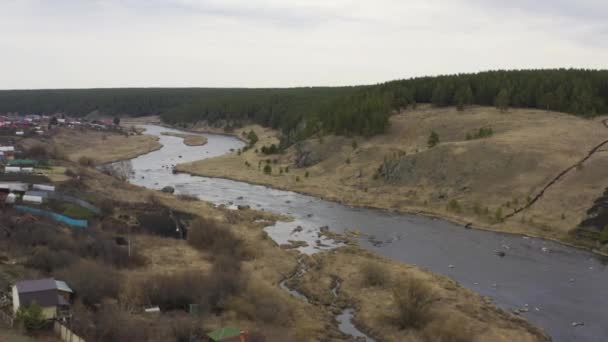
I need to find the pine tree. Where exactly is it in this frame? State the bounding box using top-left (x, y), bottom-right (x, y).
top-left (495, 89), bottom-right (510, 112)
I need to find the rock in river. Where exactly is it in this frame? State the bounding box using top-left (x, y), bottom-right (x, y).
top-left (161, 186), bottom-right (175, 194)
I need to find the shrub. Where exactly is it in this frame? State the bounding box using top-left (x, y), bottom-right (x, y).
top-left (345, 158), bottom-right (351, 164)
top-left (422, 315), bottom-right (474, 342)
top-left (263, 164), bottom-right (272, 175)
top-left (15, 303), bottom-right (47, 332)
top-left (447, 200), bottom-right (461, 213)
top-left (361, 261), bottom-right (391, 287)
top-left (187, 218), bottom-right (249, 259)
top-left (26, 145), bottom-right (48, 159)
top-left (26, 247), bottom-right (75, 273)
top-left (428, 131), bottom-right (439, 148)
top-left (78, 156), bottom-right (96, 167)
top-left (143, 272), bottom-right (209, 311)
top-left (228, 283), bottom-right (291, 324)
top-left (247, 130), bottom-right (258, 147)
top-left (600, 226), bottom-right (608, 244)
top-left (393, 277), bottom-right (437, 329)
top-left (177, 194), bottom-right (199, 201)
top-left (59, 260), bottom-right (122, 307)
top-left (305, 171), bottom-right (309, 178)
top-left (261, 144), bottom-right (279, 155)
top-left (352, 140), bottom-right (358, 149)
top-left (494, 207), bottom-right (503, 223)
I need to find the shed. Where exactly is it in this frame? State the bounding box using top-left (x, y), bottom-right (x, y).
top-left (4, 167), bottom-right (21, 173)
top-left (33, 184), bottom-right (55, 192)
top-left (12, 278), bottom-right (72, 319)
top-left (0, 182), bottom-right (28, 193)
top-left (22, 195), bottom-right (43, 204)
top-left (25, 191), bottom-right (49, 199)
top-left (0, 146), bottom-right (15, 152)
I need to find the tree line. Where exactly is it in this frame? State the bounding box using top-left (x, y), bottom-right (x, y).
top-left (0, 69), bottom-right (606, 141)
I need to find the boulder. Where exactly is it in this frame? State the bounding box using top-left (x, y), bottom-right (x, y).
top-left (161, 186), bottom-right (175, 194)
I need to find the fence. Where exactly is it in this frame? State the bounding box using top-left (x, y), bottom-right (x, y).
top-left (14, 205), bottom-right (88, 228)
top-left (54, 321), bottom-right (85, 342)
top-left (0, 310), bottom-right (14, 328)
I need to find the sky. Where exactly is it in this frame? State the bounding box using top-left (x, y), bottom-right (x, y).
top-left (1, 0), bottom-right (607, 89)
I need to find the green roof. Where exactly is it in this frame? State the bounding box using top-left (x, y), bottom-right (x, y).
top-left (208, 327), bottom-right (240, 341)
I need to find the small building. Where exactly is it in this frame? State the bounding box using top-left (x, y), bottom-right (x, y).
top-left (5, 193), bottom-right (16, 204)
top-left (12, 278), bottom-right (73, 319)
top-left (0, 182), bottom-right (28, 194)
top-left (22, 194), bottom-right (43, 204)
top-left (4, 166), bottom-right (21, 173)
top-left (0, 146), bottom-right (14, 160)
top-left (33, 184), bottom-right (55, 192)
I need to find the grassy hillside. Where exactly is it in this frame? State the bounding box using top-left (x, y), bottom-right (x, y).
top-left (177, 105), bottom-right (608, 251)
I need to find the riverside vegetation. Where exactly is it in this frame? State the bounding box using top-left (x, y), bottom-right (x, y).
top-left (0, 122), bottom-right (547, 341)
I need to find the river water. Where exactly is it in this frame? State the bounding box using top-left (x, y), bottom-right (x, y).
top-left (123, 125), bottom-right (608, 342)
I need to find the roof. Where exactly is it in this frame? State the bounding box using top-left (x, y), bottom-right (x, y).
top-left (25, 191), bottom-right (49, 198)
top-left (208, 327), bottom-right (241, 341)
top-left (0, 146), bottom-right (14, 152)
top-left (55, 280), bottom-right (73, 293)
top-left (19, 290), bottom-right (65, 308)
top-left (16, 278), bottom-right (57, 293)
top-left (8, 159), bottom-right (37, 166)
top-left (0, 182), bottom-right (28, 192)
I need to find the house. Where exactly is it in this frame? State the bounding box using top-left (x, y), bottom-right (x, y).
top-left (12, 278), bottom-right (73, 319)
top-left (0, 146), bottom-right (15, 160)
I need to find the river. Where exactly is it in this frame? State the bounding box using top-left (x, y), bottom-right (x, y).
top-left (121, 125), bottom-right (608, 342)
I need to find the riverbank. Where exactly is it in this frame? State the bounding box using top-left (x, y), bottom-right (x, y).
top-left (84, 161), bottom-right (547, 341)
top-left (18, 126), bottom-right (549, 340)
top-left (175, 106), bottom-right (608, 254)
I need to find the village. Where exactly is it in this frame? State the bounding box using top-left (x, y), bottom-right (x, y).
top-left (0, 115), bottom-right (262, 342)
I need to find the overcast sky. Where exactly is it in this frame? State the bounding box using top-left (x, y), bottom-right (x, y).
top-left (1, 0), bottom-right (607, 89)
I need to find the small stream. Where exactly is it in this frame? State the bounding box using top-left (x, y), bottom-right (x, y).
top-left (116, 125), bottom-right (608, 342)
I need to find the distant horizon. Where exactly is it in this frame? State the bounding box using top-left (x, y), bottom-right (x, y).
top-left (0, 67), bottom-right (605, 91)
top-left (1, 0), bottom-right (607, 89)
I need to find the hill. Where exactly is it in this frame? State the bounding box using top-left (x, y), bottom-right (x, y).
top-left (177, 105), bottom-right (608, 252)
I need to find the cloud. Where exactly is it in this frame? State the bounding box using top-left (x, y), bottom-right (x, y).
top-left (0, 0), bottom-right (606, 89)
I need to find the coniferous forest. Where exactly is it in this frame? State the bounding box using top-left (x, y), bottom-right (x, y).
top-left (1, 69), bottom-right (607, 141)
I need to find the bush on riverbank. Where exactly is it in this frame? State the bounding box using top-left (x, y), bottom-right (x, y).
top-left (393, 276), bottom-right (437, 329)
top-left (361, 261), bottom-right (391, 288)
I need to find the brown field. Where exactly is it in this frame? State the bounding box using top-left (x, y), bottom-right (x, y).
top-left (0, 123), bottom-right (548, 341)
top-left (176, 105), bottom-right (608, 251)
top-left (160, 132), bottom-right (208, 146)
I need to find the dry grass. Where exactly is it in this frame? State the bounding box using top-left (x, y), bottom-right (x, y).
top-left (161, 132), bottom-right (208, 146)
top-left (296, 247), bottom-right (547, 342)
top-left (25, 126), bottom-right (549, 341)
top-left (177, 105), bottom-right (608, 244)
top-left (22, 128), bottom-right (161, 165)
